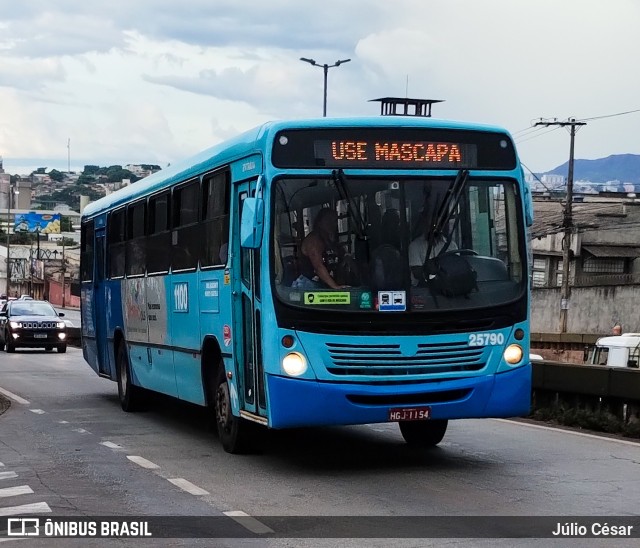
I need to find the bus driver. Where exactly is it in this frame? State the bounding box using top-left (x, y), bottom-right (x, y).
top-left (293, 208), bottom-right (350, 290)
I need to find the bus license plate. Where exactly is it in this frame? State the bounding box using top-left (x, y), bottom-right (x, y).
top-left (388, 406), bottom-right (431, 421)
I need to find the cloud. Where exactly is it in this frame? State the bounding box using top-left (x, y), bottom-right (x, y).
top-left (2, 12), bottom-right (126, 58)
top-left (0, 58), bottom-right (66, 91)
top-left (1, 0), bottom-right (639, 173)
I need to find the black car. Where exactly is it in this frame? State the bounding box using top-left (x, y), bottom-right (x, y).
top-left (0, 300), bottom-right (67, 353)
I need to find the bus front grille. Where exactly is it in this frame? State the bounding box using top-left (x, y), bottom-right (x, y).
top-left (325, 342), bottom-right (486, 376)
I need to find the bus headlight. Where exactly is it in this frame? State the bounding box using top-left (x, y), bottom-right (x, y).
top-left (504, 344), bottom-right (524, 364)
top-left (282, 352), bottom-right (307, 377)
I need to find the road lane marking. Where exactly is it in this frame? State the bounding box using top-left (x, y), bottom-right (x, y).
top-left (0, 472), bottom-right (18, 481)
top-left (0, 386), bottom-right (29, 405)
top-left (223, 511), bottom-right (274, 534)
top-left (167, 478), bottom-right (209, 496)
top-left (100, 441), bottom-right (122, 450)
top-left (71, 428), bottom-right (91, 434)
top-left (0, 502), bottom-right (51, 517)
top-left (496, 419), bottom-right (640, 446)
top-left (0, 486), bottom-right (33, 498)
top-left (58, 421), bottom-right (69, 424)
top-left (28, 409), bottom-right (45, 415)
top-left (126, 456), bottom-right (159, 470)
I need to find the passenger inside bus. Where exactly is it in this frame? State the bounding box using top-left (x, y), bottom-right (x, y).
top-left (369, 209), bottom-right (404, 291)
top-left (409, 212), bottom-right (456, 286)
top-left (292, 208), bottom-right (352, 290)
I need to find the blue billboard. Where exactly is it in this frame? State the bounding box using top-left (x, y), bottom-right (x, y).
top-left (14, 212), bottom-right (61, 234)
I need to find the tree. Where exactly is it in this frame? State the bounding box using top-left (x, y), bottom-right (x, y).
top-left (77, 174), bottom-right (95, 185)
top-left (49, 169), bottom-right (65, 182)
top-left (60, 216), bottom-right (73, 232)
top-left (83, 165), bottom-right (100, 175)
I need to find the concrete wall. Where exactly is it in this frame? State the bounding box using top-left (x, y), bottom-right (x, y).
top-left (47, 278), bottom-right (81, 308)
top-left (532, 285), bottom-right (640, 334)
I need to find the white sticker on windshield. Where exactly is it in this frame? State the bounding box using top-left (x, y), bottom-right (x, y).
top-left (378, 291), bottom-right (406, 312)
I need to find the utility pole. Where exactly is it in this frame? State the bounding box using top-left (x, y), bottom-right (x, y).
top-left (61, 238), bottom-right (66, 308)
top-left (535, 118), bottom-right (586, 333)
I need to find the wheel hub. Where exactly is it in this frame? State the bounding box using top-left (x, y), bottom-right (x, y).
top-left (216, 382), bottom-right (232, 432)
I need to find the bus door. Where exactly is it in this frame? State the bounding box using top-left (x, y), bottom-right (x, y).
top-left (233, 180), bottom-right (267, 419)
top-left (94, 228), bottom-right (110, 376)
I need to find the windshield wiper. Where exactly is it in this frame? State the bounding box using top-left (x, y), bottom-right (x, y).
top-left (424, 169), bottom-right (469, 262)
top-left (331, 169), bottom-right (368, 240)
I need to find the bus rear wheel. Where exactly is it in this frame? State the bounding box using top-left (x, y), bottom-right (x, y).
top-left (116, 341), bottom-right (142, 412)
top-left (399, 419), bottom-right (448, 447)
top-left (213, 367), bottom-right (257, 454)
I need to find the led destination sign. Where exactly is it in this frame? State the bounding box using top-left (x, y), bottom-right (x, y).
top-left (315, 140), bottom-right (475, 168)
top-left (272, 128), bottom-right (516, 170)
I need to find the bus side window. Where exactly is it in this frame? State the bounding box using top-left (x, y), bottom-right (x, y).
top-left (108, 208), bottom-right (126, 278)
top-left (172, 180), bottom-right (200, 271)
top-left (126, 200), bottom-right (146, 276)
top-left (201, 170), bottom-right (230, 267)
top-left (147, 192), bottom-right (171, 274)
top-left (80, 221), bottom-right (95, 282)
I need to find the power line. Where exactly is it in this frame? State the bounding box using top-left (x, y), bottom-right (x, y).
top-left (515, 125), bottom-right (563, 145)
top-left (521, 162), bottom-right (558, 194)
top-left (576, 108), bottom-right (640, 122)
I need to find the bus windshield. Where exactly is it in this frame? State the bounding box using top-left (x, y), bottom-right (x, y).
top-left (272, 174), bottom-right (525, 313)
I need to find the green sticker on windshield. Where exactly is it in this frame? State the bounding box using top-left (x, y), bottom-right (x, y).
top-left (304, 292), bottom-right (351, 305)
top-left (359, 292), bottom-right (372, 309)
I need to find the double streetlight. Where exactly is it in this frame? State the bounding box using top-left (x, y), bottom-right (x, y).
top-left (4, 183), bottom-right (18, 296)
top-left (300, 57), bottom-right (351, 117)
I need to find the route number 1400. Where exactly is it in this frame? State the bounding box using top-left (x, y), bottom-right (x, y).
top-left (468, 332), bottom-right (505, 346)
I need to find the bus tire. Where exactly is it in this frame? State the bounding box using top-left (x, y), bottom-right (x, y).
top-left (116, 341), bottom-right (142, 412)
top-left (213, 366), bottom-right (256, 454)
top-left (399, 419), bottom-right (448, 447)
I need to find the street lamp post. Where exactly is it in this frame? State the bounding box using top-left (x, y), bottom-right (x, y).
top-left (300, 57), bottom-right (351, 117)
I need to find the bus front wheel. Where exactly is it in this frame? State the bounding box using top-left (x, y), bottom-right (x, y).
top-left (116, 341), bottom-right (142, 412)
top-left (213, 367), bottom-right (257, 454)
top-left (399, 419), bottom-right (448, 447)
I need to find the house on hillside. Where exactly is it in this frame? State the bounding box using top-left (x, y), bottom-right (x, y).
top-left (530, 196), bottom-right (640, 337)
top-left (530, 198), bottom-right (640, 288)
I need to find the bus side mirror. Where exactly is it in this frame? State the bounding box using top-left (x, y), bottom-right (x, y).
top-left (240, 197), bottom-right (264, 249)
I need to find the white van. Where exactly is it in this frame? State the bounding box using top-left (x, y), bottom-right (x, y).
top-left (590, 334), bottom-right (640, 368)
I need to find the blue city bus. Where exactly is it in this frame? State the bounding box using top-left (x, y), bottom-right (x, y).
top-left (80, 116), bottom-right (534, 453)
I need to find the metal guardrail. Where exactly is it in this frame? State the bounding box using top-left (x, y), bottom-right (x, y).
top-left (532, 360), bottom-right (640, 401)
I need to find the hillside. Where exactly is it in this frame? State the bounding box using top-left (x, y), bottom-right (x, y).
top-left (545, 154), bottom-right (640, 184)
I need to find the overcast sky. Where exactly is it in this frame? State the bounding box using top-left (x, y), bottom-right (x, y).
top-left (1, 0), bottom-right (638, 176)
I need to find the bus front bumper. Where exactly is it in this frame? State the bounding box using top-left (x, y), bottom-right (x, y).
top-left (266, 364), bottom-right (531, 429)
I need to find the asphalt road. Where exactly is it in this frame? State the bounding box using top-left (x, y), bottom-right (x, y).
top-left (1, 348), bottom-right (639, 547)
